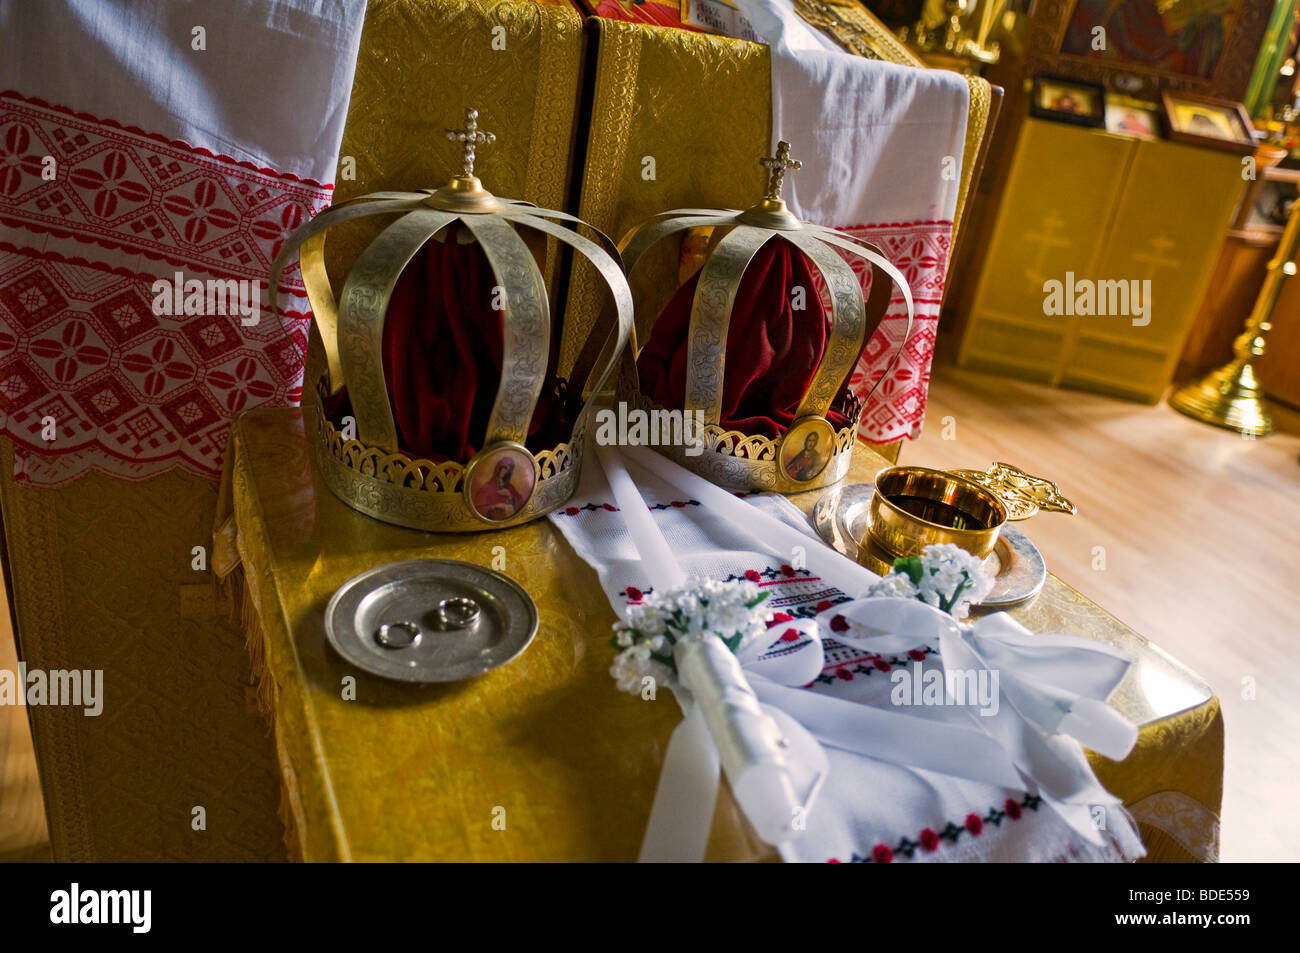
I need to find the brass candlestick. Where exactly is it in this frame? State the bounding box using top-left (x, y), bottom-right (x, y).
top-left (1170, 182), bottom-right (1300, 436)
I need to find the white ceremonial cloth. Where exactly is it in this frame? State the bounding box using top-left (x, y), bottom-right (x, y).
top-left (722, 0), bottom-right (974, 443)
top-left (732, 0), bottom-right (968, 229)
top-left (0, 0), bottom-right (365, 185)
top-left (0, 0), bottom-right (366, 484)
top-left (550, 447), bottom-right (1145, 863)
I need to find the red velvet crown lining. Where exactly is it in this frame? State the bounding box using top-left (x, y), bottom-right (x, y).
top-left (323, 223), bottom-right (572, 463)
top-left (636, 236), bottom-right (862, 438)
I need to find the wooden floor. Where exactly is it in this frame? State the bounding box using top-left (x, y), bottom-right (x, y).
top-left (903, 358), bottom-right (1300, 863)
top-left (1, 358), bottom-right (1296, 862)
top-left (0, 569), bottom-right (50, 862)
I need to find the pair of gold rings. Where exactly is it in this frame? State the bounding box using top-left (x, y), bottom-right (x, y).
top-left (374, 597), bottom-right (481, 649)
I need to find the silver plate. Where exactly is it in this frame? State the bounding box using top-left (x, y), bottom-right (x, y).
top-left (812, 482), bottom-right (1047, 610)
top-left (325, 559), bottom-right (539, 682)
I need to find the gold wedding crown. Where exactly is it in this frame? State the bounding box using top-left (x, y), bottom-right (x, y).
top-left (270, 108), bottom-right (632, 532)
top-left (617, 141), bottom-right (914, 493)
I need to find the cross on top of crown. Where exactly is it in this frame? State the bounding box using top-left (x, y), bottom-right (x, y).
top-left (760, 140), bottom-right (803, 202)
top-left (445, 108), bottom-right (496, 178)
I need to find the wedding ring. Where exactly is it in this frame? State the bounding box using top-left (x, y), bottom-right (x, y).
top-left (435, 596), bottom-right (481, 630)
top-left (375, 621), bottom-right (422, 649)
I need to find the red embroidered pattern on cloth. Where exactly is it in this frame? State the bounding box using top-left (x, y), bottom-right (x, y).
top-left (0, 91), bottom-right (328, 485)
top-left (806, 220), bottom-right (950, 445)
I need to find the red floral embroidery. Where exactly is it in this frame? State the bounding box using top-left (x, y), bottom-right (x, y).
top-left (872, 844), bottom-right (893, 863)
top-left (920, 828), bottom-right (939, 851)
top-left (208, 355), bottom-right (278, 413)
top-left (28, 318), bottom-right (109, 383)
top-left (160, 178), bottom-right (241, 244)
top-left (0, 123), bottom-right (47, 195)
top-left (626, 587), bottom-right (643, 601)
top-left (965, 813), bottom-right (983, 835)
top-left (67, 149), bottom-right (152, 218)
top-left (829, 615), bottom-right (850, 633)
top-left (745, 569), bottom-right (761, 582)
top-left (119, 338), bottom-right (194, 397)
top-left (780, 628), bottom-right (800, 642)
top-left (1005, 798), bottom-right (1022, 820)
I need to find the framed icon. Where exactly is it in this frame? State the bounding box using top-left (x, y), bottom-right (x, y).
top-left (779, 417), bottom-right (835, 484)
top-left (1030, 74), bottom-right (1107, 129)
top-left (464, 442), bottom-right (536, 523)
top-left (1104, 98), bottom-right (1161, 139)
top-left (1161, 91), bottom-right (1256, 155)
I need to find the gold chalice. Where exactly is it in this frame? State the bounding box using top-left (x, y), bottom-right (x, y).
top-left (869, 466), bottom-right (1008, 559)
top-left (866, 462), bottom-right (1077, 561)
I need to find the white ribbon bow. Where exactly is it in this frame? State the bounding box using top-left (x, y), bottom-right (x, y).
top-left (815, 597), bottom-right (1138, 847)
top-left (638, 617), bottom-right (827, 862)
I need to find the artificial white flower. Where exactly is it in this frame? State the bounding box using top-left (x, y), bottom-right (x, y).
top-left (609, 647), bottom-right (673, 694)
top-left (608, 578), bottom-right (772, 693)
top-left (864, 571), bottom-right (919, 600)
top-left (861, 542), bottom-right (994, 618)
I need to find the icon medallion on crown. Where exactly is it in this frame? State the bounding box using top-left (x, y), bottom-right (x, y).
top-left (616, 140), bottom-right (915, 493)
top-left (270, 109), bottom-right (633, 531)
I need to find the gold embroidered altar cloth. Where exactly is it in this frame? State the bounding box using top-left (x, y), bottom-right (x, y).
top-left (218, 408), bottom-right (1223, 862)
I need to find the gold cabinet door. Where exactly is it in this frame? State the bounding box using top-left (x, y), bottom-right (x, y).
top-left (1060, 140), bottom-right (1244, 402)
top-left (959, 119), bottom-right (1133, 382)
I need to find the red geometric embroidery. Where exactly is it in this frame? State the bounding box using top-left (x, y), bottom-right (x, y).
top-left (0, 90), bottom-right (330, 485)
top-left (807, 221), bottom-right (952, 445)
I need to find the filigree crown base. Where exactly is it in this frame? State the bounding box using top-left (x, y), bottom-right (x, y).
top-left (310, 384), bottom-right (583, 533)
top-left (631, 393), bottom-right (860, 494)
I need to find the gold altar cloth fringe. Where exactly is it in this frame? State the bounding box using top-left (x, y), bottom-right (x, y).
top-left (219, 434), bottom-right (329, 861)
top-left (212, 563), bottom-right (305, 860)
top-left (239, 574), bottom-right (305, 862)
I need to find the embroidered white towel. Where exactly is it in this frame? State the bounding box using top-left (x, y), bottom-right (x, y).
top-left (550, 445), bottom-right (1145, 863)
top-left (728, 0), bottom-right (972, 443)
